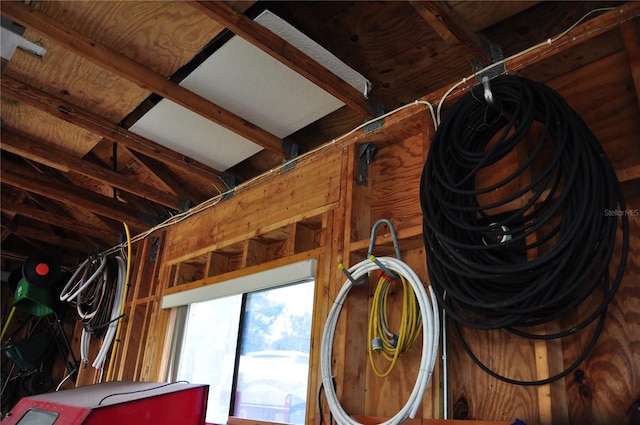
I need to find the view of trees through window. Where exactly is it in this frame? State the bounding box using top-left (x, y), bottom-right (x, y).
top-left (177, 279), bottom-right (314, 425)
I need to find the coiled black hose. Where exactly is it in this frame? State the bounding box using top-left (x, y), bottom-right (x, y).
top-left (420, 75), bottom-right (629, 385)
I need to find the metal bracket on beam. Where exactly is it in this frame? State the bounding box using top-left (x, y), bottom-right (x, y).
top-left (221, 173), bottom-right (237, 201)
top-left (357, 142), bottom-right (377, 186)
top-left (364, 100), bottom-right (385, 134)
top-left (178, 198), bottom-right (191, 212)
top-left (137, 211), bottom-right (164, 227)
top-left (473, 40), bottom-right (505, 80)
top-left (281, 140), bottom-right (301, 172)
top-left (1, 16), bottom-right (47, 61)
top-left (149, 237), bottom-right (159, 263)
top-left (472, 41), bottom-right (505, 108)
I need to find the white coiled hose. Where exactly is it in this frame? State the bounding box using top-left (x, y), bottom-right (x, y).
top-left (71, 256), bottom-right (126, 369)
top-left (92, 256), bottom-right (126, 369)
top-left (320, 256), bottom-right (440, 424)
top-left (59, 254), bottom-right (107, 302)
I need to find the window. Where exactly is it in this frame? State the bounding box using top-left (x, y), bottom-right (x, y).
top-left (177, 296), bottom-right (242, 423)
top-left (173, 275), bottom-right (315, 425)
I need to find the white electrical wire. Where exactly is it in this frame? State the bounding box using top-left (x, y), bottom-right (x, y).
top-left (80, 326), bottom-right (90, 367)
top-left (59, 253), bottom-right (107, 302)
top-left (93, 256), bottom-right (126, 369)
top-left (441, 291), bottom-right (448, 419)
top-left (63, 254), bottom-right (126, 370)
top-left (320, 256), bottom-right (439, 424)
top-left (76, 266), bottom-right (108, 321)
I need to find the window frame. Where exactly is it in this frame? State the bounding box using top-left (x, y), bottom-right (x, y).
top-left (161, 259), bottom-right (317, 424)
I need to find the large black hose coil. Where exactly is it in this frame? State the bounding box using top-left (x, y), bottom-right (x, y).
top-left (420, 75), bottom-right (629, 385)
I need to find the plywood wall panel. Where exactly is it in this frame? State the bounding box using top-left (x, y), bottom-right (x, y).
top-left (4, 30), bottom-right (150, 123)
top-left (549, 51), bottom-right (640, 173)
top-left (34, 1), bottom-right (225, 77)
top-left (370, 134), bottom-right (425, 232)
top-left (0, 98), bottom-right (101, 157)
top-left (448, 326), bottom-right (540, 422)
top-left (562, 196), bottom-right (640, 425)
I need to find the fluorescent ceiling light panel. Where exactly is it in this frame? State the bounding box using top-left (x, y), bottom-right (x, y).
top-left (129, 98), bottom-right (262, 172)
top-left (180, 34), bottom-right (345, 139)
top-left (254, 10), bottom-right (370, 97)
top-left (1, 19), bottom-right (47, 61)
top-left (129, 10), bottom-right (367, 171)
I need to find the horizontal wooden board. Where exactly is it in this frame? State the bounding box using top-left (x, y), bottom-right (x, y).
top-left (162, 148), bottom-right (344, 262)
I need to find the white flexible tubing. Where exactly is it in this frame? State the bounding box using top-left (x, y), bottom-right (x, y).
top-left (60, 254), bottom-right (107, 302)
top-left (80, 328), bottom-right (90, 367)
top-left (442, 292), bottom-right (448, 419)
top-left (93, 256), bottom-right (126, 369)
top-left (320, 257), bottom-right (440, 425)
top-left (76, 267), bottom-right (108, 321)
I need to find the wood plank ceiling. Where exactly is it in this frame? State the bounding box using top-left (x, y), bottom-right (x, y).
top-left (0, 0), bottom-right (633, 268)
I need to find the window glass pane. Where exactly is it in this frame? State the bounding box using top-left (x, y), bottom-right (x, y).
top-left (234, 280), bottom-right (314, 424)
top-left (177, 295), bottom-right (242, 424)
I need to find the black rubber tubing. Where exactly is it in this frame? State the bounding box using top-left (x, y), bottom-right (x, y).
top-left (420, 75), bottom-right (629, 385)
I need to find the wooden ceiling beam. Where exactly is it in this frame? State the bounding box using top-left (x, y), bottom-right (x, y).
top-left (26, 191), bottom-right (125, 242)
top-left (0, 218), bottom-right (45, 255)
top-left (5, 222), bottom-right (94, 254)
top-left (1, 202), bottom-right (119, 243)
top-left (125, 148), bottom-right (209, 205)
top-left (424, 3), bottom-right (640, 105)
top-left (1, 76), bottom-right (225, 187)
top-left (1, 1), bottom-right (286, 157)
top-left (2, 128), bottom-right (188, 211)
top-left (410, 1), bottom-right (490, 63)
top-left (0, 161), bottom-right (151, 230)
top-left (1, 224), bottom-right (13, 243)
top-left (620, 20), bottom-right (640, 104)
top-left (26, 192), bottom-right (118, 233)
top-left (191, 1), bottom-right (372, 118)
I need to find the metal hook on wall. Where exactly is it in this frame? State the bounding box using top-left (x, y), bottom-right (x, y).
top-left (482, 75), bottom-right (494, 106)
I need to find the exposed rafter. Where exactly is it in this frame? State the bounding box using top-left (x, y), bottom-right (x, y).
top-left (1, 1), bottom-right (287, 158)
top-left (1, 128), bottom-right (188, 211)
top-left (620, 20), bottom-right (640, 102)
top-left (124, 148), bottom-right (209, 205)
top-left (0, 161), bottom-right (151, 230)
top-left (1, 202), bottom-right (119, 243)
top-left (410, 1), bottom-right (490, 63)
top-left (424, 2), bottom-right (640, 105)
top-left (1, 0), bottom-right (636, 271)
top-left (191, 0), bottom-right (372, 118)
top-left (1, 76), bottom-right (225, 187)
top-left (3, 222), bottom-right (93, 254)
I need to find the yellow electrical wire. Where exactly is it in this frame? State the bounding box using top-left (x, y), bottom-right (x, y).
top-left (1, 307), bottom-right (17, 342)
top-left (105, 222), bottom-right (132, 381)
top-left (368, 272), bottom-right (422, 378)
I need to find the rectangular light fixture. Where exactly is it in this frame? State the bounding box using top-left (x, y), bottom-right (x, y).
top-left (129, 10), bottom-right (368, 171)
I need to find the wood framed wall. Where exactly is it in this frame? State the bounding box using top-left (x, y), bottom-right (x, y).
top-left (75, 12), bottom-right (639, 425)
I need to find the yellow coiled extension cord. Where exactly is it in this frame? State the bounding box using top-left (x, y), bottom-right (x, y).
top-left (368, 269), bottom-right (422, 378)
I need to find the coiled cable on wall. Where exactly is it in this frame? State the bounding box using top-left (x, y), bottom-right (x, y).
top-left (320, 256), bottom-right (440, 424)
top-left (419, 74), bottom-right (629, 385)
top-left (60, 253), bottom-right (107, 303)
top-left (60, 252), bottom-right (127, 369)
top-left (368, 271), bottom-right (423, 378)
top-left (92, 256), bottom-right (126, 370)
